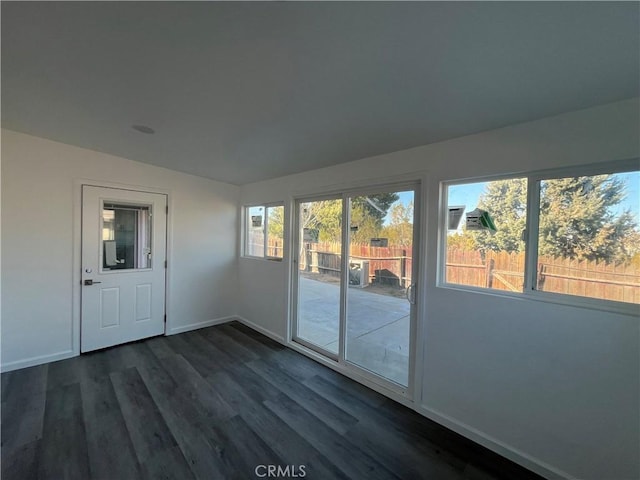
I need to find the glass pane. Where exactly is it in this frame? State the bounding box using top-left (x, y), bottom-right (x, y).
top-left (346, 191), bottom-right (413, 386)
top-left (537, 171), bottom-right (640, 304)
top-left (102, 204), bottom-right (151, 270)
top-left (246, 206), bottom-right (265, 257)
top-left (266, 205), bottom-right (284, 258)
top-left (296, 199), bottom-right (342, 354)
top-left (445, 178), bottom-right (527, 292)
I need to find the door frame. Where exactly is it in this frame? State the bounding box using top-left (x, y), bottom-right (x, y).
top-left (72, 179), bottom-right (172, 356)
top-left (290, 180), bottom-right (422, 398)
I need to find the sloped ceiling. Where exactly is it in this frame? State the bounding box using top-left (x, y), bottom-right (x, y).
top-left (2, 2), bottom-right (638, 185)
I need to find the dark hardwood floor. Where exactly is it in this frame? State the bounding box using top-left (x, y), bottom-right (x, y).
top-left (1, 322), bottom-right (543, 480)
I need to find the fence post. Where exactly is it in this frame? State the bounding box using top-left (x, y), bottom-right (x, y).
top-left (305, 243), bottom-right (311, 272)
top-left (311, 249), bottom-right (319, 273)
top-left (485, 258), bottom-right (495, 288)
top-left (401, 249), bottom-right (407, 288)
top-left (537, 263), bottom-right (545, 290)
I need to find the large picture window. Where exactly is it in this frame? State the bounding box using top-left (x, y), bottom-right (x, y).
top-left (244, 204), bottom-right (284, 259)
top-left (441, 162), bottom-right (639, 308)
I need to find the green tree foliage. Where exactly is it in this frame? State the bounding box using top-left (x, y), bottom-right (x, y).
top-left (300, 199), bottom-right (343, 242)
top-left (475, 178), bottom-right (528, 253)
top-left (349, 193), bottom-right (400, 243)
top-left (349, 206), bottom-right (382, 243)
top-left (352, 193), bottom-right (400, 224)
top-left (267, 206), bottom-right (284, 240)
top-left (300, 194), bottom-right (400, 244)
top-left (381, 201), bottom-right (414, 246)
top-left (470, 175), bottom-right (638, 263)
top-left (447, 231), bottom-right (478, 250)
top-left (538, 175), bottom-right (636, 261)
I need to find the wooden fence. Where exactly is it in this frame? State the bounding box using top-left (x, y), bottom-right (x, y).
top-left (276, 238), bottom-right (640, 303)
top-left (446, 249), bottom-right (640, 304)
top-left (299, 241), bottom-right (412, 287)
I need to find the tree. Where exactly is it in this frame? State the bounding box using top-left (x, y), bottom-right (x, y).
top-left (352, 193), bottom-right (399, 224)
top-left (447, 231), bottom-right (478, 250)
top-left (538, 175), bottom-right (636, 262)
top-left (381, 201), bottom-right (414, 246)
top-left (267, 206), bottom-right (284, 240)
top-left (298, 194), bottom-right (400, 244)
top-left (301, 199), bottom-right (342, 242)
top-left (471, 174), bottom-right (637, 263)
top-left (474, 178), bottom-right (528, 253)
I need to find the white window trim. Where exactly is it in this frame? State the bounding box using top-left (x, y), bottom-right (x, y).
top-left (243, 202), bottom-right (284, 261)
top-left (438, 158), bottom-right (639, 316)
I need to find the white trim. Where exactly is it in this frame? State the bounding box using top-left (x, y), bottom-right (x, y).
top-left (1, 350), bottom-right (75, 373)
top-left (288, 180), bottom-right (423, 397)
top-left (241, 203), bottom-right (285, 260)
top-left (289, 170), bottom-right (430, 199)
top-left (418, 405), bottom-right (575, 480)
top-left (167, 316), bottom-right (236, 335)
top-left (338, 196), bottom-right (349, 367)
top-left (235, 316), bottom-right (286, 344)
top-left (73, 178), bottom-right (172, 355)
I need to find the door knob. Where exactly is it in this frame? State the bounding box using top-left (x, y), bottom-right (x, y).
top-left (83, 279), bottom-right (102, 286)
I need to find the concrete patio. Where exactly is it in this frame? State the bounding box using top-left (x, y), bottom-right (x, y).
top-left (297, 276), bottom-right (410, 386)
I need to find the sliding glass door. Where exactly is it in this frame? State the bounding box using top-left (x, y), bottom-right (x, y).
top-left (294, 197), bottom-right (343, 357)
top-left (345, 190), bottom-right (415, 386)
top-left (292, 185), bottom-right (419, 390)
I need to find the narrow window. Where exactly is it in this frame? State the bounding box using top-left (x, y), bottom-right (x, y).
top-left (244, 204), bottom-right (284, 260)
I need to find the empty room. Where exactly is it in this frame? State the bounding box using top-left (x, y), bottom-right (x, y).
top-left (1, 2), bottom-right (639, 479)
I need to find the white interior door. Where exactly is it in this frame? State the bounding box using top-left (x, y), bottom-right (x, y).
top-left (81, 186), bottom-right (167, 352)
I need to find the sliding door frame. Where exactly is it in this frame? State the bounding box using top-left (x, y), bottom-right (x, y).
top-left (290, 180), bottom-right (421, 398)
top-left (291, 193), bottom-right (344, 361)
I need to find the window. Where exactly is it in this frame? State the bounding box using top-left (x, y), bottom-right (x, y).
top-left (444, 178), bottom-right (528, 292)
top-left (535, 171), bottom-right (640, 304)
top-left (441, 162), bottom-right (640, 308)
top-left (102, 203), bottom-right (152, 270)
top-left (244, 204), bottom-right (284, 259)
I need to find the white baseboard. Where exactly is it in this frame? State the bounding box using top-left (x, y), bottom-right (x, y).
top-left (167, 316), bottom-right (236, 335)
top-left (234, 316), bottom-right (286, 344)
top-left (1, 350), bottom-right (75, 373)
top-left (419, 405), bottom-right (573, 480)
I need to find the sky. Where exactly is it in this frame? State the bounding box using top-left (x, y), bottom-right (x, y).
top-left (382, 171), bottom-right (640, 228)
top-left (447, 171), bottom-right (640, 232)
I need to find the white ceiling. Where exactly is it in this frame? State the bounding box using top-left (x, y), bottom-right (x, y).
top-left (2, 2), bottom-right (638, 185)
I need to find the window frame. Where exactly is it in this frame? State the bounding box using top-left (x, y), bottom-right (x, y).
top-left (243, 202), bottom-right (285, 261)
top-left (439, 159), bottom-right (639, 315)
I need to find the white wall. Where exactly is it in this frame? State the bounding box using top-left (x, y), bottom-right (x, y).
top-left (238, 98), bottom-right (640, 480)
top-left (1, 129), bottom-right (239, 370)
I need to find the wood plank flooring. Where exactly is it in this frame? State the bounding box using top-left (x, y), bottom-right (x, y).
top-left (1, 322), bottom-right (543, 480)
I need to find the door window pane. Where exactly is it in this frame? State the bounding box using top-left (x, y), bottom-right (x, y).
top-left (537, 171), bottom-right (640, 304)
top-left (296, 199), bottom-right (343, 354)
top-left (102, 204), bottom-right (151, 270)
top-left (346, 191), bottom-right (413, 386)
